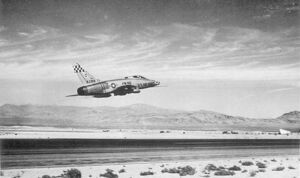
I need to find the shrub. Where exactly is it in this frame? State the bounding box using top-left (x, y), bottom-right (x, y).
top-left (204, 164), bottom-right (218, 171)
top-left (178, 166), bottom-right (196, 176)
top-left (100, 169), bottom-right (118, 178)
top-left (42, 175), bottom-right (51, 178)
top-left (214, 170), bottom-right (235, 176)
top-left (249, 170), bottom-right (256, 177)
top-left (161, 166), bottom-right (196, 176)
top-left (118, 169), bottom-right (125, 173)
top-left (161, 168), bottom-right (180, 174)
top-left (288, 166), bottom-right (295, 169)
top-left (241, 161), bottom-right (254, 166)
top-left (218, 166), bottom-right (225, 170)
top-left (140, 171), bottom-right (154, 176)
top-left (64, 169), bottom-right (81, 178)
top-left (228, 165), bottom-right (241, 171)
top-left (272, 167), bottom-right (285, 171)
top-left (259, 169), bottom-right (266, 172)
top-left (256, 162), bottom-right (267, 168)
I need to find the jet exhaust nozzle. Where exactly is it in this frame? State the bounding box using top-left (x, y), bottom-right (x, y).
top-left (77, 86), bottom-right (88, 95)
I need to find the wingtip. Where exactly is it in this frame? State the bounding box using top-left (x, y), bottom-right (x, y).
top-left (66, 94), bottom-right (79, 97)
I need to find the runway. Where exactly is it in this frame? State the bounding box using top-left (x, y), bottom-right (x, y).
top-left (1, 139), bottom-right (299, 169)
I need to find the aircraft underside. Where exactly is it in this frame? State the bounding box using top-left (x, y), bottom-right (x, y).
top-left (93, 88), bottom-right (141, 98)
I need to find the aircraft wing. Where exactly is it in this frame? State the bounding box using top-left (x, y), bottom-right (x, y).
top-left (66, 94), bottom-right (79, 97)
top-left (111, 84), bottom-right (140, 95)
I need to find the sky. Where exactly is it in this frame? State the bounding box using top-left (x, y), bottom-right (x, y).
top-left (0, 0), bottom-right (299, 118)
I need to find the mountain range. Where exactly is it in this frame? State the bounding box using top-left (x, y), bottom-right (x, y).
top-left (0, 104), bottom-right (299, 131)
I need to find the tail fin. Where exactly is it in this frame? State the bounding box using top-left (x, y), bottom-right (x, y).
top-left (73, 63), bottom-right (100, 84)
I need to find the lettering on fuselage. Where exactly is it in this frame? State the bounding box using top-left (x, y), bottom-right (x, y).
top-left (87, 79), bottom-right (96, 83)
top-left (138, 82), bottom-right (148, 88)
top-left (122, 81), bottom-right (132, 86)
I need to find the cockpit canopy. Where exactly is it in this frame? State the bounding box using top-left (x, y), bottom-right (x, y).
top-left (124, 75), bottom-right (148, 80)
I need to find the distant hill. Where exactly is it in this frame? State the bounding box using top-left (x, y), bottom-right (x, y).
top-left (0, 104), bottom-right (299, 131)
top-left (277, 111), bottom-right (300, 123)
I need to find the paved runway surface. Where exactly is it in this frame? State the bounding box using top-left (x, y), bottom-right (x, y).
top-left (1, 139), bottom-right (299, 169)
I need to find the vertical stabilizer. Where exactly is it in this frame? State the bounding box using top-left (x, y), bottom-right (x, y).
top-left (73, 63), bottom-right (100, 84)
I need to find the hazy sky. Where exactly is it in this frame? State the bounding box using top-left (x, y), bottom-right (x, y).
top-left (0, 0), bottom-right (299, 118)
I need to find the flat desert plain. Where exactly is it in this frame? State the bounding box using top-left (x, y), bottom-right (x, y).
top-left (1, 155), bottom-right (299, 178)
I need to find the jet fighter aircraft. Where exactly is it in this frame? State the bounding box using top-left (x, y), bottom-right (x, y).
top-left (67, 63), bottom-right (160, 98)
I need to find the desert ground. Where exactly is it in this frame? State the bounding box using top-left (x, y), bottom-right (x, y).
top-left (1, 155), bottom-right (299, 178)
top-left (1, 105), bottom-right (299, 178)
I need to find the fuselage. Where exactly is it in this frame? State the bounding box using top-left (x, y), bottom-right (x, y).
top-left (77, 76), bottom-right (159, 96)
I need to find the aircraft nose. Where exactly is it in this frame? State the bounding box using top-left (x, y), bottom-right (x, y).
top-left (77, 86), bottom-right (87, 95)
